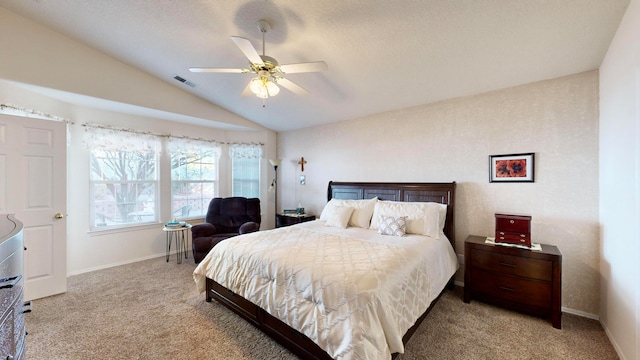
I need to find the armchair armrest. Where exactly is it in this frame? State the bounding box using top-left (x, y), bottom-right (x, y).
top-left (239, 222), bottom-right (260, 234)
top-left (191, 223), bottom-right (218, 238)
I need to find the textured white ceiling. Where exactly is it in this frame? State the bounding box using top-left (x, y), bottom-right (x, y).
top-left (0, 0), bottom-right (630, 132)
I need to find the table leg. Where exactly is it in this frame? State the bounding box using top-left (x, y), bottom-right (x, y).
top-left (176, 230), bottom-right (183, 264)
top-left (183, 229), bottom-right (189, 259)
top-left (165, 231), bottom-right (172, 262)
top-left (165, 228), bottom-right (191, 264)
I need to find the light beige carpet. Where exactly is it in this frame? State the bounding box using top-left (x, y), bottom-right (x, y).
top-left (25, 256), bottom-right (618, 359)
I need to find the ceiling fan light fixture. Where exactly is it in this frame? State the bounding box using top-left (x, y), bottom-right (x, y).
top-left (266, 79), bottom-right (280, 96)
top-left (250, 76), bottom-right (279, 98)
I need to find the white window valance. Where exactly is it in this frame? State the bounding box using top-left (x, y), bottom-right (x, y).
top-left (83, 125), bottom-right (160, 152)
top-left (229, 143), bottom-right (263, 159)
top-left (168, 137), bottom-right (221, 159)
top-left (81, 122), bottom-right (262, 155)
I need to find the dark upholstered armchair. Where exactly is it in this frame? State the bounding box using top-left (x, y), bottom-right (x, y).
top-left (191, 197), bottom-right (261, 263)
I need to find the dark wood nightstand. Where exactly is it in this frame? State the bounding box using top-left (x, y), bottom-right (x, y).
top-left (463, 235), bottom-right (562, 329)
top-left (276, 214), bottom-right (316, 228)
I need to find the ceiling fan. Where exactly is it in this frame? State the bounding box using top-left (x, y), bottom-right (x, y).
top-left (189, 19), bottom-right (328, 102)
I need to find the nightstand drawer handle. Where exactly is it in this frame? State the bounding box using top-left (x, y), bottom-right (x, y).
top-left (499, 262), bottom-right (516, 268)
top-left (499, 286), bottom-right (516, 292)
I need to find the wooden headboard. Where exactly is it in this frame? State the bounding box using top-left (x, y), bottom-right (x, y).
top-left (327, 181), bottom-right (456, 249)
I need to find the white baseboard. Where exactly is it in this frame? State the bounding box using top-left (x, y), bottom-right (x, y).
top-left (66, 251), bottom-right (172, 276)
top-left (600, 321), bottom-right (629, 360)
top-left (561, 306), bottom-right (599, 320)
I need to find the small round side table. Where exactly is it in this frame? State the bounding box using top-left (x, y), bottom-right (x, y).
top-left (162, 223), bottom-right (192, 264)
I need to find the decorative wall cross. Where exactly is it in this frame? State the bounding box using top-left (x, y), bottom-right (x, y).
top-left (298, 157), bottom-right (307, 172)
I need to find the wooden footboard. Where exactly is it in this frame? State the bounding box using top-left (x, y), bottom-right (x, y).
top-left (207, 277), bottom-right (332, 359)
top-left (206, 276), bottom-right (452, 360)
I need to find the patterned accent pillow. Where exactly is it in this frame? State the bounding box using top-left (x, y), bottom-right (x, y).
top-left (324, 206), bottom-right (355, 229)
top-left (370, 201), bottom-right (446, 239)
top-left (377, 215), bottom-right (407, 237)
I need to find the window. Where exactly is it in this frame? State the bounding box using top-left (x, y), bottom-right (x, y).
top-left (230, 144), bottom-right (262, 198)
top-left (85, 125), bottom-right (256, 229)
top-left (170, 139), bottom-right (220, 219)
top-left (88, 129), bottom-right (160, 229)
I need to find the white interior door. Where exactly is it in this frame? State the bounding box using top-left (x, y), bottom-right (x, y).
top-left (0, 114), bottom-right (67, 300)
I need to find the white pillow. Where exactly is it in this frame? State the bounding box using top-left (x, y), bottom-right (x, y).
top-left (370, 201), bottom-right (446, 238)
top-left (320, 197), bottom-right (378, 228)
top-left (320, 199), bottom-right (339, 220)
top-left (377, 215), bottom-right (407, 237)
top-left (324, 206), bottom-right (354, 229)
top-left (436, 203), bottom-right (447, 234)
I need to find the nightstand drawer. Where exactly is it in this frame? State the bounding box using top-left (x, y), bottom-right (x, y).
top-left (471, 269), bottom-right (552, 309)
top-left (470, 248), bottom-right (552, 281)
top-left (464, 235), bottom-right (562, 329)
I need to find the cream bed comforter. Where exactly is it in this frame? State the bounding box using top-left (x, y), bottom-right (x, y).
top-left (193, 220), bottom-right (458, 360)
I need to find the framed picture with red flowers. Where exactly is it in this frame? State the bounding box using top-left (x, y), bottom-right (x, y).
top-left (489, 153), bottom-right (535, 182)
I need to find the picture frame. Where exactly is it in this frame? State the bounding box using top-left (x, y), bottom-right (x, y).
top-left (489, 153), bottom-right (535, 183)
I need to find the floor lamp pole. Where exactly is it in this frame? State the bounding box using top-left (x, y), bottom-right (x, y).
top-left (269, 159), bottom-right (281, 227)
top-left (274, 164), bottom-right (278, 224)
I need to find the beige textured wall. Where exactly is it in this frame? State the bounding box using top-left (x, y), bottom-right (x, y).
top-left (278, 71), bottom-right (599, 316)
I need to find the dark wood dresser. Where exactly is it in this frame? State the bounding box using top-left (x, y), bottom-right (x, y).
top-left (463, 234), bottom-right (562, 329)
top-left (276, 214), bottom-right (316, 228)
top-left (0, 214), bottom-right (26, 360)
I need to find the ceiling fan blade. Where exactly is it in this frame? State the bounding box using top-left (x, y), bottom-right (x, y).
top-left (231, 36), bottom-right (264, 66)
top-left (189, 67), bottom-right (246, 73)
top-left (279, 61), bottom-right (328, 74)
top-left (277, 77), bottom-right (310, 96)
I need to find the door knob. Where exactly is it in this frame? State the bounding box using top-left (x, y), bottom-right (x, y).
top-left (54, 213), bottom-right (65, 219)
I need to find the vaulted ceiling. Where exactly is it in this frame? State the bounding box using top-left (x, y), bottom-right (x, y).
top-left (1, 0), bottom-right (630, 132)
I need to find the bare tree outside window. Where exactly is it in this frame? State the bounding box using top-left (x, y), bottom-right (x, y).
top-left (88, 133), bottom-right (222, 229)
top-left (91, 149), bottom-right (158, 227)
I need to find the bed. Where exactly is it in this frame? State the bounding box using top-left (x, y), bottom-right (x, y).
top-left (193, 181), bottom-right (457, 359)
